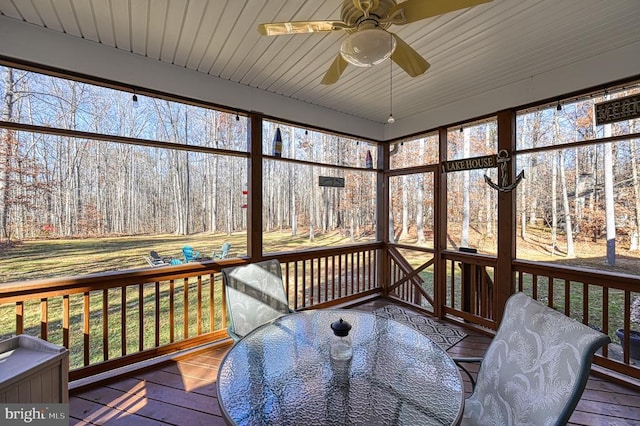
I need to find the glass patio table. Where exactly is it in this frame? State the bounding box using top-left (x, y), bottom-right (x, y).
top-left (216, 309), bottom-right (464, 426)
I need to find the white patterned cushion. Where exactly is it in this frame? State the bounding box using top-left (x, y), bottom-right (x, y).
top-left (461, 292), bottom-right (610, 426)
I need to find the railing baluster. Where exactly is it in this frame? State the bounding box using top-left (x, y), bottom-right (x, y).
top-left (309, 258), bottom-right (314, 306)
top-left (139, 283), bottom-right (144, 352)
top-left (338, 255), bottom-right (343, 298)
top-left (350, 252), bottom-right (355, 295)
top-left (517, 270), bottom-right (523, 292)
top-left (183, 278), bottom-right (189, 339)
top-left (84, 291), bottom-right (90, 366)
top-left (331, 255), bottom-right (336, 300)
top-left (220, 273), bottom-right (226, 331)
top-left (197, 275), bottom-right (202, 336)
top-left (602, 288), bottom-right (609, 357)
top-left (40, 298), bottom-right (48, 340)
top-left (450, 260), bottom-right (455, 309)
top-left (63, 295), bottom-right (70, 349)
top-left (102, 290), bottom-right (108, 360)
top-left (284, 262), bottom-right (291, 309)
top-left (356, 251), bottom-right (361, 293)
top-left (16, 301), bottom-right (23, 334)
top-left (155, 281), bottom-right (160, 347)
top-left (317, 257), bottom-right (322, 304)
top-left (623, 291), bottom-right (631, 364)
top-left (564, 279), bottom-right (570, 316)
top-left (209, 274), bottom-right (215, 333)
top-left (324, 256), bottom-right (329, 303)
top-left (169, 280), bottom-right (175, 343)
top-left (120, 287), bottom-right (127, 356)
top-left (583, 282), bottom-right (589, 325)
top-left (294, 261), bottom-right (300, 309)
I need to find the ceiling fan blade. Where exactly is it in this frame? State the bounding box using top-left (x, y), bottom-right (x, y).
top-left (391, 34), bottom-right (430, 77)
top-left (389, 0), bottom-right (492, 25)
top-left (258, 21), bottom-right (349, 36)
top-left (321, 54), bottom-right (349, 85)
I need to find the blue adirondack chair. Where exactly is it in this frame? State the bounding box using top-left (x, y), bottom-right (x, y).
top-left (212, 242), bottom-right (231, 259)
top-left (182, 246), bottom-right (200, 262)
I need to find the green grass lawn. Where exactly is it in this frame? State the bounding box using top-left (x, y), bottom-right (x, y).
top-left (0, 230), bottom-right (364, 282)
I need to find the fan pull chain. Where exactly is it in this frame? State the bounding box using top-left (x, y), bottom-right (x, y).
top-left (388, 33), bottom-right (395, 124)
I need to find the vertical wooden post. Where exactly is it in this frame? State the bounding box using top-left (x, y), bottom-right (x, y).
top-left (40, 298), bottom-right (48, 340)
top-left (247, 112), bottom-right (263, 261)
top-left (495, 109), bottom-right (517, 323)
top-left (377, 142), bottom-right (390, 296)
top-left (435, 127), bottom-right (448, 318)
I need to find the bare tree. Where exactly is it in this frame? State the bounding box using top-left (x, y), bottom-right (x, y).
top-left (631, 133), bottom-right (640, 251)
top-left (603, 124), bottom-right (616, 265)
top-left (461, 129), bottom-right (470, 247)
top-left (0, 67), bottom-right (15, 240)
top-left (559, 149), bottom-right (575, 257)
top-left (416, 139), bottom-right (425, 244)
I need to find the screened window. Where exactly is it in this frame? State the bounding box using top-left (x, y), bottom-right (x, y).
top-left (262, 159), bottom-right (377, 253)
top-left (390, 133), bottom-right (439, 169)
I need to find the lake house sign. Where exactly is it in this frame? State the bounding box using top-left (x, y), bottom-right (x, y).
top-left (443, 151), bottom-right (525, 193)
top-left (442, 154), bottom-right (496, 172)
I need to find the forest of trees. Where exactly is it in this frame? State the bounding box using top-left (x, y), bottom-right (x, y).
top-left (0, 66), bottom-right (377, 247)
top-left (516, 97), bottom-right (640, 265)
top-left (387, 96), bottom-right (639, 271)
top-left (0, 65), bottom-right (638, 277)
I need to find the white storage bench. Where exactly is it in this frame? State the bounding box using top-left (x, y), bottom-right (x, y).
top-left (0, 334), bottom-right (69, 403)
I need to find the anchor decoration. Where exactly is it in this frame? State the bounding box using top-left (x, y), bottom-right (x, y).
top-left (484, 149), bottom-right (524, 192)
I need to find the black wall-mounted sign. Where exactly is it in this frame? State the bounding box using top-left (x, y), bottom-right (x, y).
top-left (594, 94), bottom-right (640, 126)
top-left (319, 176), bottom-right (345, 187)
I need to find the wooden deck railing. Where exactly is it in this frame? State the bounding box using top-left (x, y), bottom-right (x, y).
top-left (513, 259), bottom-right (640, 381)
top-left (441, 251), bottom-right (498, 330)
top-left (2, 242), bottom-right (636, 384)
top-left (387, 251), bottom-right (639, 382)
top-left (267, 243), bottom-right (382, 310)
top-left (0, 243), bottom-right (383, 381)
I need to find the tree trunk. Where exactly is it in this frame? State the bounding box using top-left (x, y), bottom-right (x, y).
top-left (559, 150), bottom-right (574, 257)
top-left (461, 129), bottom-right (470, 247)
top-left (551, 153), bottom-right (558, 256)
top-left (630, 126), bottom-right (640, 251)
top-left (416, 140), bottom-right (425, 244)
top-left (550, 114), bottom-right (559, 255)
top-left (604, 123), bottom-right (616, 265)
top-left (400, 175), bottom-right (409, 240)
top-left (0, 68), bottom-right (15, 240)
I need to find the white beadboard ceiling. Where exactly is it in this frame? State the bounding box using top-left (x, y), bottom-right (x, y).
top-left (1, 0), bottom-right (640, 141)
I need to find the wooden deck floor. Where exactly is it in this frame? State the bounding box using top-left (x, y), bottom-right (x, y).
top-left (69, 300), bottom-right (640, 425)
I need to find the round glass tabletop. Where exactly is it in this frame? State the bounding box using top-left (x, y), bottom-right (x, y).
top-left (217, 309), bottom-right (464, 426)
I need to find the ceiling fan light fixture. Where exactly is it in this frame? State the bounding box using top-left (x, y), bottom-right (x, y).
top-left (340, 28), bottom-right (396, 67)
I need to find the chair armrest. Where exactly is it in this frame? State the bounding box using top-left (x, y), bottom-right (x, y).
top-left (452, 357), bottom-right (483, 391)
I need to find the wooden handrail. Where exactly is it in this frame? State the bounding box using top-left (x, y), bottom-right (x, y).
top-left (0, 245), bottom-right (382, 381)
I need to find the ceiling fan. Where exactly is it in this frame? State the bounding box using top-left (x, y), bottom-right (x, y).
top-left (258, 0), bottom-right (492, 84)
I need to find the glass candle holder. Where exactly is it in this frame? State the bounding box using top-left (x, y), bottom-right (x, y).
top-left (330, 318), bottom-right (352, 361)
